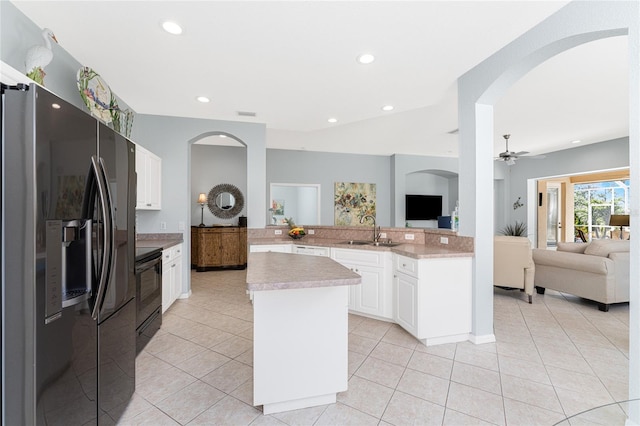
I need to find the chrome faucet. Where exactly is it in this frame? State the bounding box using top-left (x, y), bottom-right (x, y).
top-left (360, 214), bottom-right (381, 242)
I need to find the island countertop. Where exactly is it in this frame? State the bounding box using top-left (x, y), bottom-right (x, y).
top-left (247, 252), bottom-right (361, 291)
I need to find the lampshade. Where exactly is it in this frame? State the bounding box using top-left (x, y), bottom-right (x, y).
top-left (609, 214), bottom-right (630, 227)
top-left (197, 193), bottom-right (207, 204)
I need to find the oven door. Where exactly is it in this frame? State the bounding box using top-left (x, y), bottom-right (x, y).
top-left (136, 255), bottom-right (162, 330)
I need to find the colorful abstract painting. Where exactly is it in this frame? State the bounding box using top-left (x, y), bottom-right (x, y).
top-left (334, 182), bottom-right (376, 226)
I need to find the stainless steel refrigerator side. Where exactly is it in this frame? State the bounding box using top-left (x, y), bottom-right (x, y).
top-left (2, 86), bottom-right (38, 426)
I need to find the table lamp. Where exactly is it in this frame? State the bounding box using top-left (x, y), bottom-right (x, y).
top-left (197, 193), bottom-right (207, 227)
top-left (609, 214), bottom-right (629, 239)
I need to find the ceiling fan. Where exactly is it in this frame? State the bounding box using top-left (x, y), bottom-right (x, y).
top-left (496, 134), bottom-right (544, 166)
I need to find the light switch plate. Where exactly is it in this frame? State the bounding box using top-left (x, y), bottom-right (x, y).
top-left (440, 237), bottom-right (449, 244)
top-left (379, 232), bottom-right (387, 239)
top-left (274, 229), bottom-right (282, 235)
top-left (308, 229), bottom-right (315, 235)
top-left (160, 221), bottom-right (167, 230)
top-left (404, 234), bottom-right (415, 240)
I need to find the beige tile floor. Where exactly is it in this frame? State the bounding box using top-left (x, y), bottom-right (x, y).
top-left (115, 270), bottom-right (630, 425)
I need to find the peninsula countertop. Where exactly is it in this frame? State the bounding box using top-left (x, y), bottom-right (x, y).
top-left (247, 252), bottom-right (361, 291)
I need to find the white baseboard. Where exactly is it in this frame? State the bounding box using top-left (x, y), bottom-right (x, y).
top-left (468, 333), bottom-right (496, 345)
top-left (178, 290), bottom-right (192, 299)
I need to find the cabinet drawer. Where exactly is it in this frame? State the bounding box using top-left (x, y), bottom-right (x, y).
top-left (163, 243), bottom-right (183, 263)
top-left (394, 255), bottom-right (418, 278)
top-left (332, 248), bottom-right (384, 267)
top-left (201, 227), bottom-right (239, 234)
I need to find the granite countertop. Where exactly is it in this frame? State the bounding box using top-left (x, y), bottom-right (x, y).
top-left (136, 233), bottom-right (183, 250)
top-left (248, 238), bottom-right (474, 259)
top-left (247, 252), bottom-right (361, 291)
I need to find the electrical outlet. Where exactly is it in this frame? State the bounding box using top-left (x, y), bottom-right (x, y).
top-left (379, 232), bottom-right (387, 239)
top-left (178, 221), bottom-right (185, 231)
top-left (440, 236), bottom-right (449, 244)
top-left (160, 221), bottom-right (167, 230)
top-left (308, 229), bottom-right (315, 235)
top-left (274, 229), bottom-right (282, 235)
top-left (404, 233), bottom-right (415, 240)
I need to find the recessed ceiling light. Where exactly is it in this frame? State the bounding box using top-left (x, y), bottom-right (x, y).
top-left (162, 21), bottom-right (183, 35)
top-left (328, 117), bottom-right (338, 123)
top-left (571, 139), bottom-right (582, 144)
top-left (381, 105), bottom-right (394, 112)
top-left (196, 96), bottom-right (210, 103)
top-left (51, 103), bottom-right (61, 109)
top-left (357, 53), bottom-right (375, 64)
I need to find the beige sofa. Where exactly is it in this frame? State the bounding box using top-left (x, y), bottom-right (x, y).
top-left (532, 240), bottom-right (630, 311)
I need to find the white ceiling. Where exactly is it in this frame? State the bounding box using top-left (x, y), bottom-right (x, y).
top-left (12, 1), bottom-right (628, 157)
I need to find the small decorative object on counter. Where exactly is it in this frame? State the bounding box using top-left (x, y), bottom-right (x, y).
top-left (285, 217), bottom-right (306, 239)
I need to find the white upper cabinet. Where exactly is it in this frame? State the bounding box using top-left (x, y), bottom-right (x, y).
top-left (135, 145), bottom-right (161, 210)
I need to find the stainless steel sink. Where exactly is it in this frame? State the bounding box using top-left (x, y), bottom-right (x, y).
top-left (340, 240), bottom-right (371, 245)
top-left (340, 240), bottom-right (403, 247)
top-left (370, 241), bottom-right (403, 247)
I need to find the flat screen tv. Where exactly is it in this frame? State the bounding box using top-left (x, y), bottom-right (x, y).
top-left (405, 195), bottom-right (442, 220)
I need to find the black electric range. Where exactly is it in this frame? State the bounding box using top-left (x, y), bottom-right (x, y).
top-left (135, 246), bottom-right (163, 263)
top-left (134, 245), bottom-right (163, 353)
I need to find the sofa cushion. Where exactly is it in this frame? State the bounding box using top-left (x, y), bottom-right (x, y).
top-left (557, 242), bottom-right (588, 254)
top-left (583, 239), bottom-right (630, 257)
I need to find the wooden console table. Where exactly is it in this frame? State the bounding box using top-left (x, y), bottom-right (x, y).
top-left (191, 226), bottom-right (247, 271)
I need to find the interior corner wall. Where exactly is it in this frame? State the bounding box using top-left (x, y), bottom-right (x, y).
top-left (191, 145), bottom-right (247, 226)
top-left (132, 114), bottom-right (266, 298)
top-left (266, 149), bottom-right (391, 226)
top-left (391, 154), bottom-right (459, 227)
top-left (1, 1), bottom-right (133, 113)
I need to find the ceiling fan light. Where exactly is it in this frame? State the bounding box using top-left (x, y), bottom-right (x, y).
top-left (506, 158), bottom-right (516, 166)
top-left (357, 53), bottom-right (375, 64)
top-left (162, 21), bottom-right (183, 35)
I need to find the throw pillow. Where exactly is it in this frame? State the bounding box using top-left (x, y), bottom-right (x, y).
top-left (557, 242), bottom-right (588, 253)
top-left (584, 239), bottom-right (630, 257)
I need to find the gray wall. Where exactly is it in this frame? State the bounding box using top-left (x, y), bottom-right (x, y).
top-left (191, 145), bottom-right (247, 226)
top-left (507, 137), bottom-right (629, 225)
top-left (267, 149), bottom-right (391, 226)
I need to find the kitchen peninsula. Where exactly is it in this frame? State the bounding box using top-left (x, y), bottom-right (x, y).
top-left (247, 252), bottom-right (361, 414)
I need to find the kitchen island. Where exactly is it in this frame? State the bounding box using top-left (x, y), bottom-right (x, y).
top-left (247, 252), bottom-right (361, 415)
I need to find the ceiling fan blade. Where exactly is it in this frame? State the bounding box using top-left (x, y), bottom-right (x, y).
top-left (512, 151), bottom-right (529, 156)
top-left (524, 154), bottom-right (546, 160)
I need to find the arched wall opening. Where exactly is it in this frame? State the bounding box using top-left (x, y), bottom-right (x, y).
top-left (457, 0), bottom-right (639, 415)
top-left (189, 132), bottom-right (248, 227)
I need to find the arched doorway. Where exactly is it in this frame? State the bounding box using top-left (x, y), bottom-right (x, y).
top-left (457, 0), bottom-right (639, 416)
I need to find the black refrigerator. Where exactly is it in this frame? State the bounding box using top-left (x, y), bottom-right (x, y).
top-left (1, 83), bottom-right (136, 424)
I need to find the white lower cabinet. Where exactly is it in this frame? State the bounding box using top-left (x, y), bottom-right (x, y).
top-left (162, 243), bottom-right (183, 313)
top-left (331, 248), bottom-right (392, 320)
top-left (393, 254), bottom-right (472, 346)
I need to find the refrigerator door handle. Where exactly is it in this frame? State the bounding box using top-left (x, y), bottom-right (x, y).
top-left (90, 155), bottom-right (112, 320)
top-left (98, 156), bottom-right (116, 287)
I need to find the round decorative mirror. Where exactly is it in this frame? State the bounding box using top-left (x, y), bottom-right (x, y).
top-left (207, 183), bottom-right (244, 219)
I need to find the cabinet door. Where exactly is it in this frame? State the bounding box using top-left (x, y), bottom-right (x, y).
top-left (220, 231), bottom-right (240, 265)
top-left (135, 148), bottom-right (147, 208)
top-left (356, 265), bottom-right (385, 316)
top-left (146, 152), bottom-right (161, 209)
top-left (172, 256), bottom-right (182, 302)
top-left (162, 260), bottom-right (171, 313)
top-left (394, 272), bottom-right (418, 336)
top-left (202, 231), bottom-right (221, 266)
